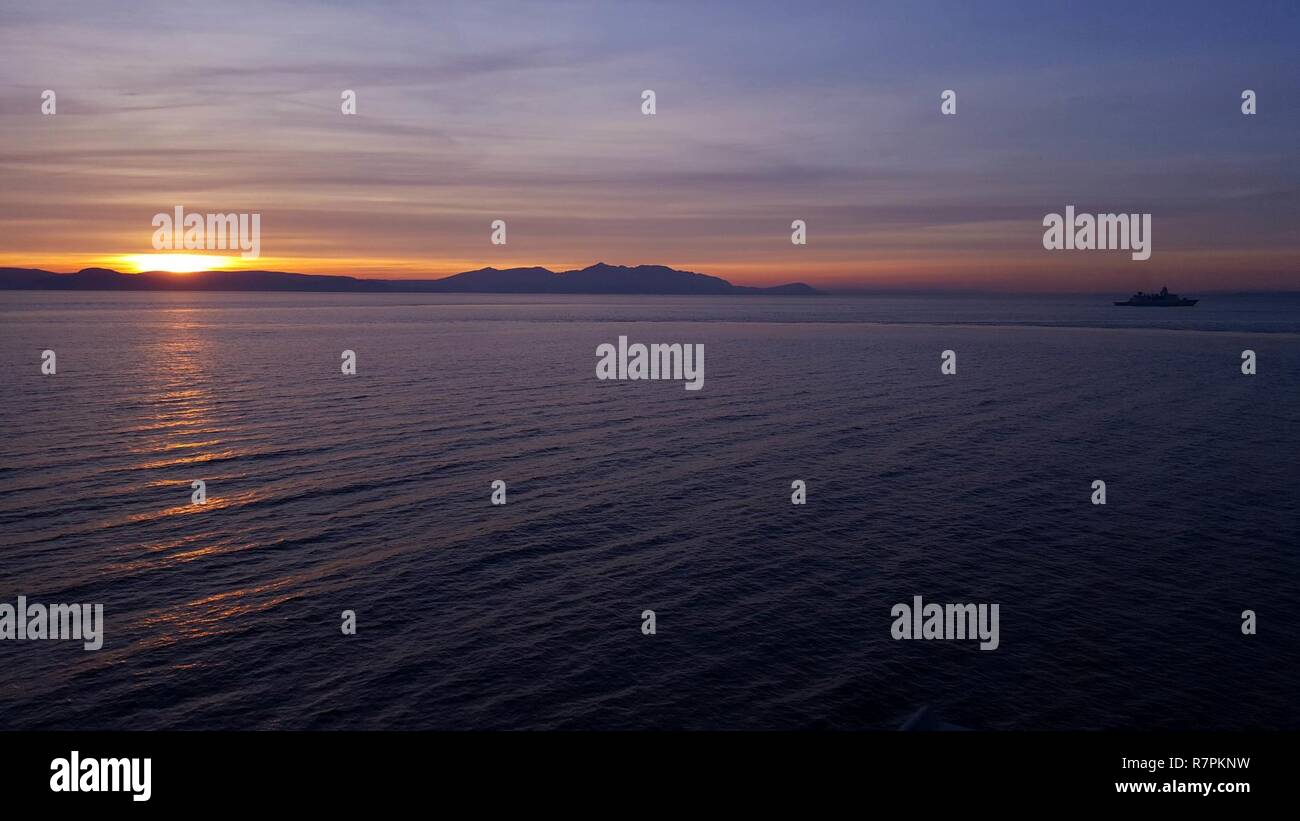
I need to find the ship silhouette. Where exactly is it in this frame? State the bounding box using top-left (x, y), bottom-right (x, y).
top-left (1114, 285), bottom-right (1198, 307)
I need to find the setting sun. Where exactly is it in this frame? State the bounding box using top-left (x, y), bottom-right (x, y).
top-left (116, 254), bottom-right (234, 274)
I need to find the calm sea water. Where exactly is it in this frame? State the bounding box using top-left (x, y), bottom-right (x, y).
top-left (1, 291), bottom-right (1297, 730)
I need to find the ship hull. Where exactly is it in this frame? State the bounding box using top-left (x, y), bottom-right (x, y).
top-left (1114, 299), bottom-right (1198, 306)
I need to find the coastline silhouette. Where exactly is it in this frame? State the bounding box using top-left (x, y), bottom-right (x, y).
top-left (0, 262), bottom-right (819, 295)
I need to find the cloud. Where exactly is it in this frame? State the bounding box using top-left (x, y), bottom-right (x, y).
top-left (2, 0), bottom-right (1297, 289)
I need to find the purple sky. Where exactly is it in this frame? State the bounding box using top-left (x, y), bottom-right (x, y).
top-left (1, 0), bottom-right (1297, 290)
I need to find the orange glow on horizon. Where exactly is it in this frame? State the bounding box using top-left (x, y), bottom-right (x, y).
top-left (2, 248), bottom-right (1294, 293)
top-left (117, 254), bottom-right (235, 274)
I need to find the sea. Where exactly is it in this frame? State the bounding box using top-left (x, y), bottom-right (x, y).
top-left (1, 291), bottom-right (1297, 730)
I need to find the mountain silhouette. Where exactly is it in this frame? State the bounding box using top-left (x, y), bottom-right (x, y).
top-left (0, 264), bottom-right (819, 295)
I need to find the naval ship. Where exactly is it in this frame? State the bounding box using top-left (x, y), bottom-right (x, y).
top-left (1114, 286), bottom-right (1198, 307)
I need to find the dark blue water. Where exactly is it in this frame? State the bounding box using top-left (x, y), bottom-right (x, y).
top-left (1, 292), bottom-right (1297, 729)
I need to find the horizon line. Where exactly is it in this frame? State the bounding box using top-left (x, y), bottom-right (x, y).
top-left (3, 263), bottom-right (1297, 298)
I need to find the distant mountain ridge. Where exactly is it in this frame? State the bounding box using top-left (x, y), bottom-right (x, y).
top-left (0, 263), bottom-right (819, 295)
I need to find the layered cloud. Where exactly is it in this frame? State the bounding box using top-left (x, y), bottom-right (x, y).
top-left (1, 0), bottom-right (1297, 290)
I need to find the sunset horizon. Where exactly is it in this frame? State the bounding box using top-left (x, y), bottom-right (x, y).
top-left (7, 254), bottom-right (1299, 294)
top-left (4, 2), bottom-right (1296, 294)
top-left (3, 0), bottom-right (1297, 806)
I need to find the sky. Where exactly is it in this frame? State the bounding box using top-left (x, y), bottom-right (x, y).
top-left (1, 0), bottom-right (1296, 292)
